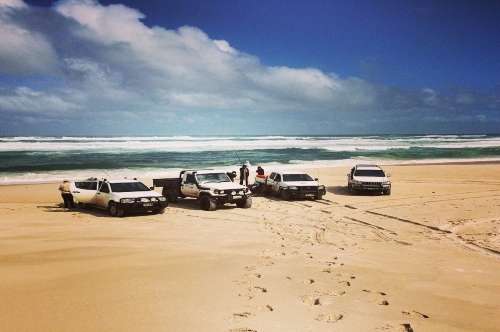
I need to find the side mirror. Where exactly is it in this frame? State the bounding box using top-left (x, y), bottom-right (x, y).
top-left (150, 186), bottom-right (154, 190)
top-left (314, 178), bottom-right (318, 181)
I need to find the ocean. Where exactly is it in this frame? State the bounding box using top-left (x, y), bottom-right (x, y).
top-left (1, 135), bottom-right (499, 185)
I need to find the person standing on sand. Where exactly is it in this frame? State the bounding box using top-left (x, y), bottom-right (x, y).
top-left (239, 164), bottom-right (249, 186)
top-left (58, 179), bottom-right (75, 211)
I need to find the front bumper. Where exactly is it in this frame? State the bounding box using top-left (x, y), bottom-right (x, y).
top-left (214, 193), bottom-right (251, 204)
top-left (117, 200), bottom-right (168, 212)
top-left (288, 186), bottom-right (326, 198)
top-left (351, 183), bottom-right (391, 191)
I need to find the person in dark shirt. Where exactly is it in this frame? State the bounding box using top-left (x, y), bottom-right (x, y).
top-left (239, 164), bottom-right (249, 186)
top-left (227, 171), bottom-right (237, 182)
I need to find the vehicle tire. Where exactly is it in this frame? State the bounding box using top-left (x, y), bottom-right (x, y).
top-left (349, 187), bottom-right (357, 195)
top-left (315, 194), bottom-right (323, 200)
top-left (200, 195), bottom-right (217, 211)
top-left (280, 189), bottom-right (290, 200)
top-left (153, 208), bottom-right (165, 214)
top-left (383, 189), bottom-right (391, 195)
top-left (162, 188), bottom-right (178, 203)
top-left (236, 196), bottom-right (252, 208)
top-left (109, 202), bottom-right (124, 217)
top-left (80, 202), bottom-right (91, 209)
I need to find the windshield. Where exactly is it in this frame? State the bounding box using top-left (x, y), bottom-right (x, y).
top-left (110, 182), bottom-right (151, 192)
top-left (196, 173), bottom-right (231, 183)
top-left (282, 174), bottom-right (314, 182)
top-left (354, 169), bottom-right (385, 177)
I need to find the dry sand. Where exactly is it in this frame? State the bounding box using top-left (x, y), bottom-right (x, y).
top-left (0, 163), bottom-right (499, 332)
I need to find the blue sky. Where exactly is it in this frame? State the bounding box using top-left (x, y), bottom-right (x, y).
top-left (1, 0), bottom-right (499, 135)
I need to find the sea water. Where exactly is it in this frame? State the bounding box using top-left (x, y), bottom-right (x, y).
top-left (1, 135), bottom-right (499, 184)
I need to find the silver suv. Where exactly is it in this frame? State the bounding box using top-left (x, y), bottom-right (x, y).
top-left (347, 164), bottom-right (391, 195)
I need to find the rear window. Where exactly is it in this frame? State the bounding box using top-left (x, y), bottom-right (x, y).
top-left (110, 182), bottom-right (150, 192)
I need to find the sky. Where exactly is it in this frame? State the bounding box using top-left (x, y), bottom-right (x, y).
top-left (0, 0), bottom-right (499, 136)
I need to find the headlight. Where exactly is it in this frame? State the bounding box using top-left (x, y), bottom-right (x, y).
top-left (318, 185), bottom-right (325, 190)
top-left (121, 198), bottom-right (135, 203)
top-left (382, 181), bottom-right (391, 185)
top-left (159, 196), bottom-right (166, 201)
top-left (139, 198), bottom-right (150, 202)
top-left (150, 197), bottom-right (158, 202)
top-left (352, 180), bottom-right (362, 185)
top-left (215, 189), bottom-right (226, 194)
top-left (289, 186), bottom-right (298, 190)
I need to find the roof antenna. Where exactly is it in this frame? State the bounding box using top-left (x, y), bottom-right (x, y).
top-left (100, 168), bottom-right (111, 177)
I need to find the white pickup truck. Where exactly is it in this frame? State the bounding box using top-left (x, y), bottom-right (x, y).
top-left (153, 170), bottom-right (252, 211)
top-left (71, 178), bottom-right (168, 217)
top-left (255, 170), bottom-right (326, 200)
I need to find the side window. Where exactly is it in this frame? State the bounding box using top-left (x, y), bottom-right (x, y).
top-left (275, 174), bottom-right (282, 182)
top-left (270, 172), bottom-right (276, 180)
top-left (75, 181), bottom-right (97, 190)
top-left (99, 182), bottom-right (110, 193)
top-left (185, 174), bottom-right (195, 184)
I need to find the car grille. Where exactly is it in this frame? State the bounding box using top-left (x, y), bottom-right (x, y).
top-left (298, 186), bottom-right (318, 191)
top-left (362, 182), bottom-right (382, 186)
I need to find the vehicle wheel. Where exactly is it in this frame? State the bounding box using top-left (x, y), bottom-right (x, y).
top-left (349, 187), bottom-right (357, 195)
top-left (383, 189), bottom-right (391, 195)
top-left (236, 197), bottom-right (252, 208)
top-left (315, 194), bottom-right (323, 200)
top-left (153, 208), bottom-right (165, 214)
top-left (162, 189), bottom-right (178, 203)
top-left (80, 202), bottom-right (91, 209)
top-left (280, 189), bottom-right (290, 200)
top-left (200, 195), bottom-right (217, 211)
top-left (109, 202), bottom-right (124, 217)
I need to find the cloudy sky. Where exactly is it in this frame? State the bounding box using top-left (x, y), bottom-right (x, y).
top-left (1, 0), bottom-right (499, 136)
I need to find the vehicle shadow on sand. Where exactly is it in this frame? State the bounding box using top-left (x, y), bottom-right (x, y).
top-left (326, 186), bottom-right (384, 196)
top-left (39, 203), bottom-right (162, 218)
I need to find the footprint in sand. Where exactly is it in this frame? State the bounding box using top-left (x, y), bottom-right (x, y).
top-left (229, 329), bottom-right (258, 332)
top-left (232, 280), bottom-right (249, 285)
top-left (248, 286), bottom-right (267, 293)
top-left (301, 296), bottom-right (334, 306)
top-left (238, 293), bottom-right (254, 301)
top-left (302, 278), bottom-right (315, 284)
top-left (402, 310), bottom-right (429, 318)
top-left (315, 313), bottom-right (343, 323)
top-left (362, 289), bottom-right (389, 305)
top-left (230, 312), bottom-right (256, 323)
top-left (398, 323), bottom-right (414, 332)
top-left (245, 266), bottom-right (256, 271)
top-left (257, 304), bottom-right (273, 312)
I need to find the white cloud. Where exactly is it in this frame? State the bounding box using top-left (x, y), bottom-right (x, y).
top-left (0, 0), bottom-right (497, 135)
top-left (0, 0), bottom-right (26, 8)
top-left (0, 6), bottom-right (58, 75)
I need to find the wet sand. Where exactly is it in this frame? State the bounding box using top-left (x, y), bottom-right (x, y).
top-left (0, 163), bottom-right (499, 332)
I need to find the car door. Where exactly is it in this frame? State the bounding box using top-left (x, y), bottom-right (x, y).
top-left (95, 181), bottom-right (112, 208)
top-left (71, 180), bottom-right (98, 204)
top-left (181, 173), bottom-right (199, 196)
top-left (272, 173), bottom-right (282, 193)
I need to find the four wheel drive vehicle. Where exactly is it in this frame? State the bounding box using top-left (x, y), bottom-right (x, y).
top-left (347, 164), bottom-right (391, 195)
top-left (153, 170), bottom-right (252, 211)
top-left (70, 178), bottom-right (168, 217)
top-left (255, 171), bottom-right (326, 200)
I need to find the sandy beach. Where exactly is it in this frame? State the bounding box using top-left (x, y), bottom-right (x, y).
top-left (0, 163), bottom-right (499, 332)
